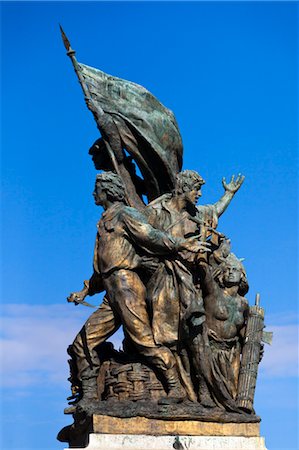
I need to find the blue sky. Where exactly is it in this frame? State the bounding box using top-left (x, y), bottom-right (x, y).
top-left (1, 1), bottom-right (298, 450)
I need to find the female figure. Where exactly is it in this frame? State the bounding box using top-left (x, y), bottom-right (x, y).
top-left (190, 253), bottom-right (250, 412)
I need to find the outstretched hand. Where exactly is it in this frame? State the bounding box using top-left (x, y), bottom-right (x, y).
top-left (222, 174), bottom-right (245, 193)
top-left (179, 235), bottom-right (211, 254)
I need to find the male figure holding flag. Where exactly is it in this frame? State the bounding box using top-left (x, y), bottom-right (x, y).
top-left (67, 172), bottom-right (207, 409)
top-left (60, 25), bottom-right (183, 207)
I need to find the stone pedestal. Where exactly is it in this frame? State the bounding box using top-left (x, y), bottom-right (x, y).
top-left (66, 433), bottom-right (267, 449)
top-left (64, 415), bottom-right (267, 449)
top-left (93, 415), bottom-right (260, 436)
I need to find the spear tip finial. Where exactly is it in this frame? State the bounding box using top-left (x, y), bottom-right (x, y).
top-left (59, 24), bottom-right (74, 54)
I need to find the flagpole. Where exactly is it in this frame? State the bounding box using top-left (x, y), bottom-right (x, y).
top-left (59, 26), bottom-right (124, 183)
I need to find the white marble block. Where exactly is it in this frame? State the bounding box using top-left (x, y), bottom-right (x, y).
top-left (65, 433), bottom-right (267, 450)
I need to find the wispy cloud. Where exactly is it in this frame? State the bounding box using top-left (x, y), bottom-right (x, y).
top-left (259, 324), bottom-right (298, 378)
top-left (0, 304), bottom-right (297, 390)
top-left (0, 303), bottom-right (123, 389)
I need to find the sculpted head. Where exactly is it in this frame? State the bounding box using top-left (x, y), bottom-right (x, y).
top-left (215, 253), bottom-right (249, 296)
top-left (175, 170), bottom-right (205, 204)
top-left (89, 138), bottom-right (113, 171)
top-left (93, 172), bottom-right (126, 207)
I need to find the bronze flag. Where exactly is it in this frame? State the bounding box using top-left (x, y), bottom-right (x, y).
top-left (78, 63), bottom-right (183, 201)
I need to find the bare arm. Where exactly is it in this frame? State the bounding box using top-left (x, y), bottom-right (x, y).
top-left (67, 230), bottom-right (105, 305)
top-left (67, 272), bottom-right (104, 306)
top-left (198, 260), bottom-right (218, 298)
top-left (214, 174), bottom-right (245, 217)
top-left (239, 298), bottom-right (249, 344)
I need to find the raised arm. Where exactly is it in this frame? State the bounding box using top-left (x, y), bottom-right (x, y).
top-left (198, 260), bottom-right (219, 299)
top-left (214, 174), bottom-right (245, 218)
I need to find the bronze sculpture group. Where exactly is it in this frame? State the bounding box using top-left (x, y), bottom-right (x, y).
top-left (58, 28), bottom-right (271, 447)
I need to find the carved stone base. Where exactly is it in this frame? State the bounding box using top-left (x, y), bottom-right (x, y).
top-left (65, 433), bottom-right (267, 449)
top-left (60, 414), bottom-right (266, 448)
top-left (93, 415), bottom-right (260, 436)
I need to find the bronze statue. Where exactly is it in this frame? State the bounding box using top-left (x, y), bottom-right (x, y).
top-left (144, 171), bottom-right (247, 408)
top-left (58, 27), bottom-right (272, 448)
top-left (67, 171), bottom-right (207, 411)
top-left (190, 253), bottom-right (250, 411)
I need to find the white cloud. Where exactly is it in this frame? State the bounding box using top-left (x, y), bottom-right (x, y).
top-left (259, 324), bottom-right (298, 378)
top-left (0, 304), bottom-right (297, 390)
top-left (266, 311), bottom-right (298, 326)
top-left (0, 303), bottom-right (123, 389)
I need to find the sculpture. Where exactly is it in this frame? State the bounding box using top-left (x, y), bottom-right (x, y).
top-left (58, 27), bottom-right (272, 448)
top-left (68, 171), bottom-right (208, 409)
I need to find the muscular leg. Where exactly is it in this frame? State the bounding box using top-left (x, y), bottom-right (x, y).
top-left (65, 297), bottom-right (120, 411)
top-left (72, 296), bottom-right (121, 381)
top-left (105, 270), bottom-right (175, 371)
top-left (104, 270), bottom-right (186, 403)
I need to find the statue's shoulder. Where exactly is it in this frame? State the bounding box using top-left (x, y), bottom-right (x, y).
top-left (147, 193), bottom-right (172, 210)
top-left (241, 296), bottom-right (249, 308)
top-left (196, 203), bottom-right (215, 215)
top-left (119, 205), bottom-right (146, 222)
top-left (100, 203), bottom-right (126, 231)
top-left (196, 204), bottom-right (218, 226)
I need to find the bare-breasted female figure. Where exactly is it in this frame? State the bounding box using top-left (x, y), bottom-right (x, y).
top-left (190, 253), bottom-right (249, 411)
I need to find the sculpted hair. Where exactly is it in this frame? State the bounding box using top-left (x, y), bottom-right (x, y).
top-left (175, 170), bottom-right (205, 195)
top-left (95, 172), bottom-right (126, 202)
top-left (215, 253), bottom-right (249, 296)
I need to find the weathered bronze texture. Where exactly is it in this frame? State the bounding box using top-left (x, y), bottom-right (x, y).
top-left (58, 29), bottom-right (272, 447)
top-left (237, 294), bottom-right (271, 411)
